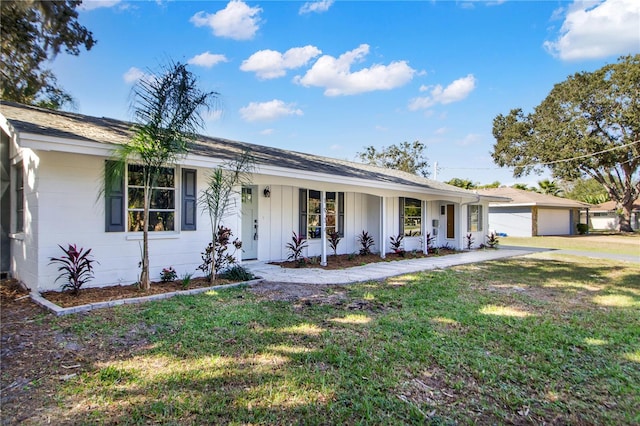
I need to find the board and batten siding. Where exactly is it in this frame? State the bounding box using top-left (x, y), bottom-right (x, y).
top-left (257, 189), bottom-right (384, 260)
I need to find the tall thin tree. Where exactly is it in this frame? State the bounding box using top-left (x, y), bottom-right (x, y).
top-left (106, 61), bottom-right (217, 290)
top-left (199, 152), bottom-right (254, 284)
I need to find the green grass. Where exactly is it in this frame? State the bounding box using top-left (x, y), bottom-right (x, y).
top-left (502, 234), bottom-right (639, 256)
top-left (51, 257), bottom-right (640, 425)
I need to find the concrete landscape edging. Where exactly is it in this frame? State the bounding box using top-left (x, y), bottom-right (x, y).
top-left (30, 278), bottom-right (265, 316)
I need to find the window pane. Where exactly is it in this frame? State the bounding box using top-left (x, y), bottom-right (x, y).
top-left (155, 168), bottom-right (174, 188)
top-left (404, 218), bottom-right (421, 236)
top-left (128, 211), bottom-right (175, 232)
top-left (128, 164), bottom-right (144, 186)
top-left (150, 189), bottom-right (175, 209)
top-left (149, 211), bottom-right (174, 231)
top-left (128, 188), bottom-right (144, 209)
top-left (15, 163), bottom-right (24, 232)
top-left (403, 198), bottom-right (422, 236)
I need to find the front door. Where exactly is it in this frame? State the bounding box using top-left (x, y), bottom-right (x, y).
top-left (446, 204), bottom-right (455, 239)
top-left (241, 186), bottom-right (258, 260)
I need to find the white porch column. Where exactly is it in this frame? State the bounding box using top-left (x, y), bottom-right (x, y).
top-left (320, 190), bottom-right (327, 266)
top-left (422, 200), bottom-right (428, 255)
top-left (380, 196), bottom-right (386, 259)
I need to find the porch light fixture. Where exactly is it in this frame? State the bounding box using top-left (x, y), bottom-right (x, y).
top-left (263, 186), bottom-right (271, 198)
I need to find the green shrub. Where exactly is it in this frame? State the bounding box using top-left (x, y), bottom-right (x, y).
top-left (220, 265), bottom-right (255, 282)
top-left (160, 267), bottom-right (177, 282)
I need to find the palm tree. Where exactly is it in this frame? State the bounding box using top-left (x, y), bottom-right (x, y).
top-left (106, 61), bottom-right (217, 290)
top-left (537, 179), bottom-right (562, 196)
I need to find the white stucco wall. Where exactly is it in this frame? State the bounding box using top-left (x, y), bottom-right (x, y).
top-left (10, 148), bottom-right (39, 288)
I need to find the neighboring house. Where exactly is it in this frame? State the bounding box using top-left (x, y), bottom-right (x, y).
top-left (582, 200), bottom-right (640, 231)
top-left (477, 187), bottom-right (591, 237)
top-left (1, 101), bottom-right (501, 292)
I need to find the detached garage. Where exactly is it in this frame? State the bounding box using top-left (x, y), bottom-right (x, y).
top-left (477, 187), bottom-right (591, 237)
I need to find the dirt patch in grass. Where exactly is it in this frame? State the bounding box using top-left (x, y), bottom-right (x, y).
top-left (0, 279), bottom-right (153, 425)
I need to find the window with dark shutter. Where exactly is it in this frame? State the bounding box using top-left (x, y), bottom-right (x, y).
top-left (181, 168), bottom-right (197, 231)
top-left (105, 160), bottom-right (125, 232)
top-left (338, 192), bottom-right (344, 237)
top-left (299, 188), bottom-right (308, 238)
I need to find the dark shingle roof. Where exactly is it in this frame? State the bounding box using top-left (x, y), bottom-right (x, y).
top-left (1, 101), bottom-right (473, 195)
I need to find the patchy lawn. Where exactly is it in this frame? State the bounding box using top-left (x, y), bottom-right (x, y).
top-left (1, 255), bottom-right (639, 425)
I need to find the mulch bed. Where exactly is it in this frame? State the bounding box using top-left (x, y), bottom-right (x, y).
top-left (271, 250), bottom-right (458, 269)
top-left (40, 276), bottom-right (237, 308)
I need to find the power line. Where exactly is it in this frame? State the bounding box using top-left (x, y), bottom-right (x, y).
top-left (440, 139), bottom-right (640, 171)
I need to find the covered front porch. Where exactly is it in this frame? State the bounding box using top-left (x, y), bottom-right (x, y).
top-left (238, 174), bottom-right (488, 265)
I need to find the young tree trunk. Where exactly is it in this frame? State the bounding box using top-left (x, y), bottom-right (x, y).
top-left (140, 183), bottom-right (151, 290)
top-left (209, 218), bottom-right (217, 286)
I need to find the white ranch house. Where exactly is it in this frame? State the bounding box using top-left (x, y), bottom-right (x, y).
top-left (1, 101), bottom-right (501, 292)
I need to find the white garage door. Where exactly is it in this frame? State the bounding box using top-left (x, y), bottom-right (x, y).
top-left (538, 209), bottom-right (570, 235)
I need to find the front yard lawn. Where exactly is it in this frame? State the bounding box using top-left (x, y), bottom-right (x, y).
top-left (2, 255), bottom-right (639, 424)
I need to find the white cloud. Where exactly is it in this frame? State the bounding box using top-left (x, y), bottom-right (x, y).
top-left (434, 127), bottom-right (448, 135)
top-left (239, 100), bottom-right (303, 122)
top-left (188, 52), bottom-right (229, 68)
top-left (79, 0), bottom-right (122, 10)
top-left (457, 133), bottom-right (481, 146)
top-left (190, 0), bottom-right (262, 41)
top-left (241, 46), bottom-right (322, 79)
top-left (294, 44), bottom-right (416, 96)
top-left (408, 74), bottom-right (477, 110)
top-left (260, 128), bottom-right (275, 135)
top-left (544, 0), bottom-right (640, 61)
top-left (123, 67), bottom-right (147, 84)
top-left (299, 0), bottom-right (334, 14)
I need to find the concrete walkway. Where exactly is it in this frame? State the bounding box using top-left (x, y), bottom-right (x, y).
top-left (244, 248), bottom-right (539, 285)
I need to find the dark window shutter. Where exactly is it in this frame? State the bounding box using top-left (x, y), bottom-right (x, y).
top-left (182, 168), bottom-right (197, 231)
top-left (105, 160), bottom-right (125, 232)
top-left (399, 197), bottom-right (405, 235)
top-left (338, 192), bottom-right (344, 237)
top-left (299, 188), bottom-right (307, 238)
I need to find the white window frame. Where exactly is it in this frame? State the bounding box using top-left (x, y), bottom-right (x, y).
top-left (401, 197), bottom-right (422, 237)
top-left (126, 164), bottom-right (176, 233)
top-left (467, 204), bottom-right (483, 232)
top-left (14, 161), bottom-right (24, 234)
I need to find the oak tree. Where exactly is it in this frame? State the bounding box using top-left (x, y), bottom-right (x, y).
top-left (492, 55), bottom-right (639, 231)
top-left (0, 0), bottom-right (96, 109)
top-left (357, 140), bottom-right (430, 178)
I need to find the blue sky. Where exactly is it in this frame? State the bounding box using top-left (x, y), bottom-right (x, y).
top-left (51, 0), bottom-right (639, 186)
